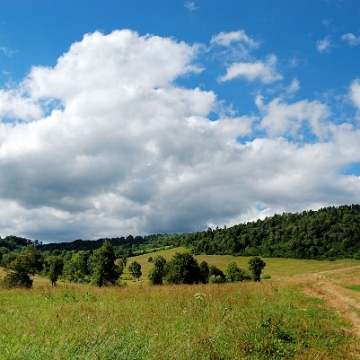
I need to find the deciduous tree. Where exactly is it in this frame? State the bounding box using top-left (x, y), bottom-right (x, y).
top-left (226, 262), bottom-right (251, 282)
top-left (128, 261), bottom-right (142, 279)
top-left (88, 241), bottom-right (120, 287)
top-left (148, 255), bottom-right (167, 285)
top-left (248, 256), bottom-right (266, 282)
top-left (1, 246), bottom-right (43, 288)
top-left (199, 260), bottom-right (210, 284)
top-left (45, 256), bottom-right (63, 286)
top-left (165, 252), bottom-right (200, 284)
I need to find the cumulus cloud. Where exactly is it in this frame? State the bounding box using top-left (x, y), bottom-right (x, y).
top-left (211, 30), bottom-right (259, 49)
top-left (1, 29), bottom-right (360, 242)
top-left (350, 79), bottom-right (360, 109)
top-left (342, 33), bottom-right (360, 46)
top-left (0, 30), bottom-right (253, 240)
top-left (218, 54), bottom-right (282, 83)
top-left (256, 96), bottom-right (330, 138)
top-left (316, 37), bottom-right (332, 53)
top-left (0, 89), bottom-right (43, 121)
top-left (286, 79), bottom-right (300, 95)
top-left (210, 30), bottom-right (259, 60)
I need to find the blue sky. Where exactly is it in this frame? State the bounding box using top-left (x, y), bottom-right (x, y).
top-left (1, 0), bottom-right (360, 242)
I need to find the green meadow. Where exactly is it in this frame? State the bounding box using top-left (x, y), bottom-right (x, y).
top-left (123, 247), bottom-right (360, 282)
top-left (1, 249), bottom-right (360, 359)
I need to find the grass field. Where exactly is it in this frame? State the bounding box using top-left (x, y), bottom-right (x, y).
top-left (1, 250), bottom-right (360, 359)
top-left (123, 247), bottom-right (360, 283)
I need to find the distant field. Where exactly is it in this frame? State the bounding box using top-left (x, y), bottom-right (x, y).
top-left (124, 247), bottom-right (360, 283)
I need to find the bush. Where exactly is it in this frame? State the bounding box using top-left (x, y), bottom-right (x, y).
top-left (0, 271), bottom-right (33, 288)
top-left (262, 274), bottom-right (271, 280)
top-left (209, 275), bottom-right (226, 284)
top-left (209, 265), bottom-right (226, 283)
top-left (226, 262), bottom-right (251, 282)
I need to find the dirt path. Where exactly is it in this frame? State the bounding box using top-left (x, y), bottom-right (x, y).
top-left (297, 267), bottom-right (360, 338)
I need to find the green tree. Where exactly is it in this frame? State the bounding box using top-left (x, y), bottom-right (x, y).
top-left (165, 252), bottom-right (200, 285)
top-left (88, 241), bottom-right (120, 287)
top-left (0, 247), bottom-right (9, 263)
top-left (248, 256), bottom-right (266, 282)
top-left (208, 265), bottom-right (226, 283)
top-left (1, 246), bottom-right (43, 288)
top-left (199, 260), bottom-right (210, 284)
top-left (148, 255), bottom-right (167, 285)
top-left (128, 261), bottom-right (142, 279)
top-left (226, 262), bottom-right (251, 282)
top-left (45, 256), bottom-right (63, 286)
top-left (0, 252), bottom-right (17, 268)
top-left (63, 251), bottom-right (91, 283)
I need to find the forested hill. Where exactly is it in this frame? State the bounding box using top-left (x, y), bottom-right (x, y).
top-left (3, 204), bottom-right (360, 260)
top-left (183, 204), bottom-right (360, 260)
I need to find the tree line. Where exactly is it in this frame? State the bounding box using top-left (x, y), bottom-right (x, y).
top-left (0, 241), bottom-right (121, 288)
top-left (0, 239), bottom-right (266, 288)
top-left (1, 204), bottom-right (360, 272)
top-left (147, 252), bottom-right (266, 285)
top-left (36, 204), bottom-right (360, 260)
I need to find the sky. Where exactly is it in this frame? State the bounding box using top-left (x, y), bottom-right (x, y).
top-left (1, 0), bottom-right (360, 243)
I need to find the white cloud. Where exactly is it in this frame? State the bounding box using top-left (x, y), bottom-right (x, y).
top-left (184, 2), bottom-right (196, 12)
top-left (218, 54), bottom-right (282, 83)
top-left (210, 30), bottom-right (260, 60)
top-left (342, 33), bottom-right (360, 46)
top-left (316, 37), bottom-right (332, 53)
top-left (1, 30), bottom-right (360, 242)
top-left (0, 30), bottom-right (255, 240)
top-left (350, 79), bottom-right (360, 109)
top-left (0, 89), bottom-right (43, 121)
top-left (211, 30), bottom-right (259, 49)
top-left (256, 96), bottom-right (330, 139)
top-left (287, 79), bottom-right (300, 95)
top-left (0, 47), bottom-right (15, 57)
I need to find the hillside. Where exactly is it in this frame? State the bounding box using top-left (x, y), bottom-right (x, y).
top-left (183, 204), bottom-right (360, 260)
top-left (2, 204), bottom-right (360, 260)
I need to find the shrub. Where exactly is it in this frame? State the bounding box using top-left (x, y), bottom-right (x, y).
top-left (209, 265), bottom-right (226, 283)
top-left (0, 271), bottom-right (33, 288)
top-left (226, 262), bottom-right (251, 282)
top-left (209, 275), bottom-right (226, 284)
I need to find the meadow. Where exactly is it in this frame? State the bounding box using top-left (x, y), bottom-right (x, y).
top-left (1, 249), bottom-right (360, 359)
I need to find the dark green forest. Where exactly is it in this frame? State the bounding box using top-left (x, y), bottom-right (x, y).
top-left (2, 204), bottom-right (360, 262)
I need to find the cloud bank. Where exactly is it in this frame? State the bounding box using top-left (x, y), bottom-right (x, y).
top-left (1, 30), bottom-right (360, 242)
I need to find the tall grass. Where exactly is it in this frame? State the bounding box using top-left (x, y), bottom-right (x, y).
top-left (0, 280), bottom-right (359, 359)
